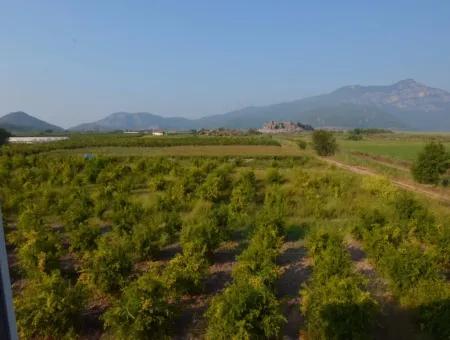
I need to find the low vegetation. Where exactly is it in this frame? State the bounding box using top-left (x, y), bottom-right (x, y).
top-left (0, 133), bottom-right (449, 339)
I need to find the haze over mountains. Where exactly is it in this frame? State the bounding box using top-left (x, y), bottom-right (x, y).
top-left (2, 79), bottom-right (450, 133)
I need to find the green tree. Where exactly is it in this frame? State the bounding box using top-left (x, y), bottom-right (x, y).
top-left (411, 142), bottom-right (449, 184)
top-left (163, 242), bottom-right (209, 296)
top-left (80, 233), bottom-right (133, 294)
top-left (206, 280), bottom-right (286, 339)
top-left (15, 271), bottom-right (86, 339)
top-left (0, 128), bottom-right (11, 146)
top-left (312, 130), bottom-right (337, 156)
top-left (103, 272), bottom-right (176, 339)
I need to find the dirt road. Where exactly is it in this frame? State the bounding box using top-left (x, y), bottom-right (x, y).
top-left (321, 158), bottom-right (450, 204)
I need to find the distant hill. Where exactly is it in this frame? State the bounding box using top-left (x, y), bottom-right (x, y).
top-left (0, 111), bottom-right (64, 133)
top-left (70, 112), bottom-right (196, 132)
top-left (70, 79), bottom-right (450, 131)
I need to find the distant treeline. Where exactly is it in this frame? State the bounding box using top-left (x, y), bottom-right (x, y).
top-left (2, 133), bottom-right (280, 155)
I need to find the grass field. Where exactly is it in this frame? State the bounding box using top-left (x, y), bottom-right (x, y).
top-left (338, 139), bottom-right (450, 161)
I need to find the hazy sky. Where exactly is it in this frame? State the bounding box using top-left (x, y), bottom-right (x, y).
top-left (2, 1), bottom-right (450, 128)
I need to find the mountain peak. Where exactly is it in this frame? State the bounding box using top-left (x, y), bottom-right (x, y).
top-left (0, 111), bottom-right (63, 132)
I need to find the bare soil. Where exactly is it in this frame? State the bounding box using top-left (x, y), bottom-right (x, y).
top-left (276, 241), bottom-right (312, 340)
top-left (346, 238), bottom-right (429, 340)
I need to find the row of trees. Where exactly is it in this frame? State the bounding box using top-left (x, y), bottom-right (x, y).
top-left (206, 186), bottom-right (287, 339)
top-left (354, 187), bottom-right (450, 339)
top-left (300, 230), bottom-right (377, 339)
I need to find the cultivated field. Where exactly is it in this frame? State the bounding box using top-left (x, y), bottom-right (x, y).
top-left (0, 133), bottom-right (449, 339)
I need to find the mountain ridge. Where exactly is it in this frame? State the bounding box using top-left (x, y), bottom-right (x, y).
top-left (3, 79), bottom-right (450, 132)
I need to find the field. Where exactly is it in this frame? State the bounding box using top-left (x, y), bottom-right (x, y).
top-left (1, 133), bottom-right (449, 339)
top-left (47, 145), bottom-right (303, 157)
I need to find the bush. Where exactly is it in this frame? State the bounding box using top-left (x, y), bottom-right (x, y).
top-left (180, 201), bottom-right (227, 255)
top-left (80, 233), bottom-right (133, 294)
top-left (301, 231), bottom-right (377, 340)
top-left (229, 170), bottom-right (257, 213)
top-left (266, 167), bottom-right (283, 184)
top-left (232, 224), bottom-right (283, 286)
top-left (68, 223), bottom-right (101, 253)
top-left (17, 228), bottom-right (62, 276)
top-left (103, 272), bottom-right (176, 339)
top-left (0, 127), bottom-right (11, 146)
top-left (206, 280), bottom-right (286, 339)
top-left (301, 276), bottom-right (377, 340)
top-left (297, 139), bottom-right (308, 149)
top-left (163, 242), bottom-right (209, 296)
top-left (15, 271), bottom-right (86, 338)
top-left (312, 130), bottom-right (337, 156)
top-left (411, 142), bottom-right (449, 184)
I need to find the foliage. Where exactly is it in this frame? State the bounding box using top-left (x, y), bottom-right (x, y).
top-left (103, 271), bottom-right (176, 339)
top-left (312, 130), bottom-right (338, 156)
top-left (17, 227), bottom-right (62, 276)
top-left (206, 280), bottom-right (286, 340)
top-left (80, 232), bottom-right (133, 294)
top-left (411, 141), bottom-right (449, 184)
top-left (266, 167), bottom-right (283, 184)
top-left (232, 224), bottom-right (282, 286)
top-left (180, 201), bottom-right (228, 255)
top-left (0, 127), bottom-right (11, 146)
top-left (300, 231), bottom-right (377, 340)
top-left (163, 242), bottom-right (209, 296)
top-left (297, 139), bottom-right (307, 149)
top-left (15, 271), bottom-right (86, 339)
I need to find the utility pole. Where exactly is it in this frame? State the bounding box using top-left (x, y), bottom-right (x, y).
top-left (0, 209), bottom-right (18, 340)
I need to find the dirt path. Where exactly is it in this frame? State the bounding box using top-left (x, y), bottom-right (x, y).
top-left (346, 238), bottom-right (427, 340)
top-left (322, 158), bottom-right (450, 204)
top-left (276, 240), bottom-right (312, 340)
top-left (173, 240), bottom-right (243, 339)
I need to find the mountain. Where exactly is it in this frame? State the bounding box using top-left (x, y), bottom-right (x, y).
top-left (195, 79), bottom-right (450, 130)
top-left (0, 111), bottom-right (64, 133)
top-left (71, 112), bottom-right (196, 132)
top-left (70, 79), bottom-right (450, 131)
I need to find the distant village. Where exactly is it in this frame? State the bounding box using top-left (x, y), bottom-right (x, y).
top-left (122, 121), bottom-right (314, 136)
top-left (258, 121), bottom-right (314, 133)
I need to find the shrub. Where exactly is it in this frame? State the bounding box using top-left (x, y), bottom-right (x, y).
top-left (103, 272), bottom-right (176, 339)
top-left (301, 231), bottom-right (377, 340)
top-left (232, 230), bottom-right (282, 286)
top-left (163, 242), bottom-right (209, 296)
top-left (180, 201), bottom-right (227, 255)
top-left (411, 142), bottom-right (449, 184)
top-left (198, 168), bottom-right (232, 202)
top-left (206, 280), bottom-right (286, 339)
top-left (297, 139), bottom-right (308, 149)
top-left (0, 127), bottom-right (11, 146)
top-left (229, 170), bottom-right (257, 213)
top-left (15, 271), bottom-right (86, 338)
top-left (301, 276), bottom-right (377, 340)
top-left (17, 228), bottom-right (62, 276)
top-left (80, 233), bottom-right (133, 294)
top-left (68, 223), bottom-right (101, 253)
top-left (266, 167), bottom-right (283, 184)
top-left (312, 130), bottom-right (337, 156)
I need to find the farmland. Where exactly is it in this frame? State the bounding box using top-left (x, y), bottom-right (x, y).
top-left (0, 133), bottom-right (449, 339)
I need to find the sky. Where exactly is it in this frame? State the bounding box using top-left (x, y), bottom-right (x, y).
top-left (1, 1), bottom-right (450, 128)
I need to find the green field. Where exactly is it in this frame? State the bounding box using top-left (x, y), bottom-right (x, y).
top-left (332, 132), bottom-right (450, 162)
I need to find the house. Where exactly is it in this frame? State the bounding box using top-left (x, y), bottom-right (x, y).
top-left (152, 130), bottom-right (164, 136)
